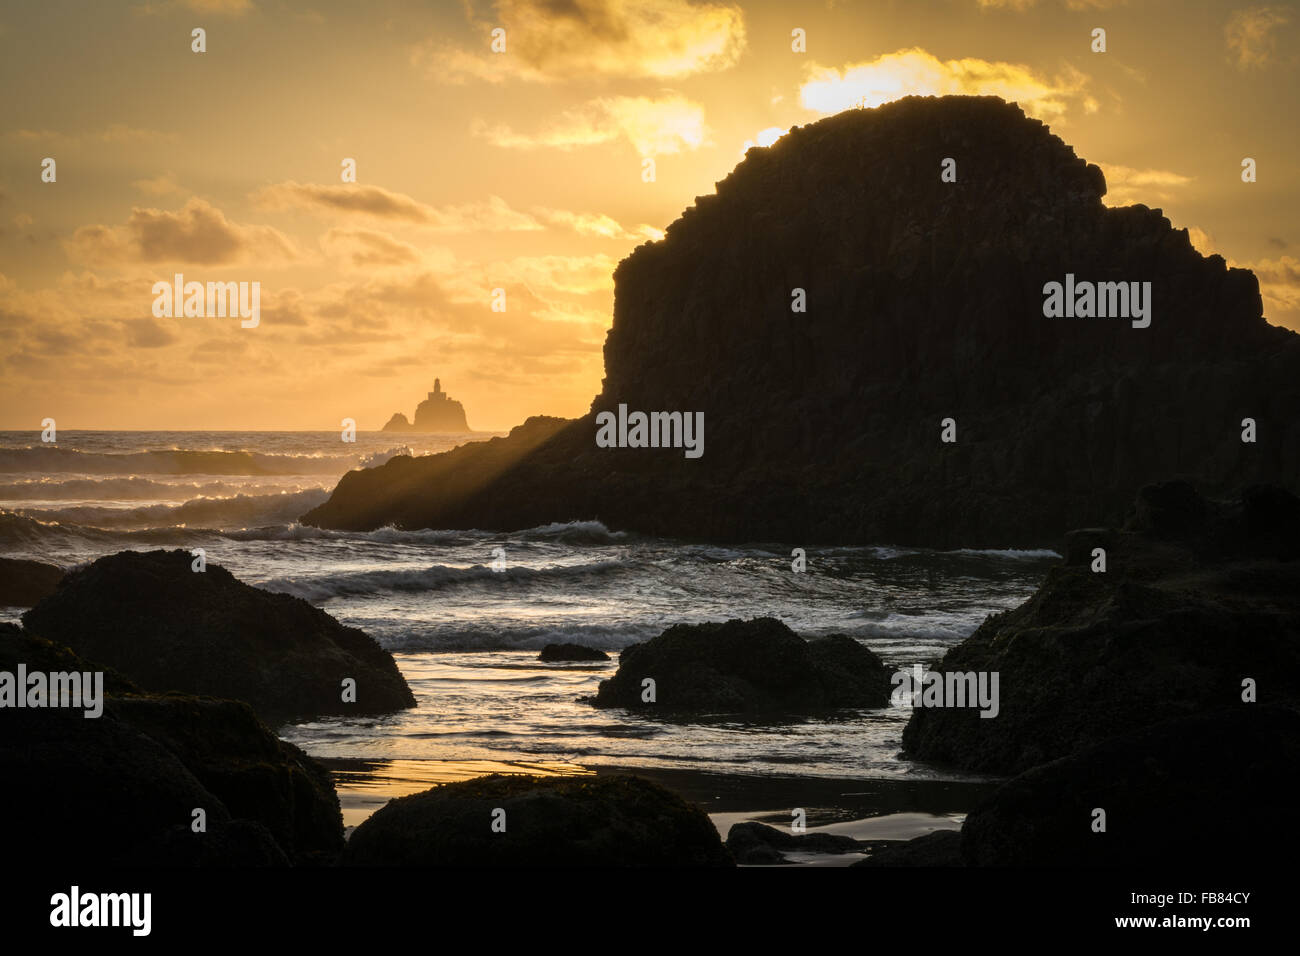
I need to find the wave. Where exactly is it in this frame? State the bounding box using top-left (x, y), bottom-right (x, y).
top-left (0, 476), bottom-right (322, 501)
top-left (16, 488), bottom-right (330, 531)
top-left (511, 520), bottom-right (629, 544)
top-left (381, 621), bottom-right (657, 652)
top-left (259, 558), bottom-right (627, 602)
top-left (947, 547), bottom-right (1062, 560)
top-left (0, 445), bottom-right (386, 476)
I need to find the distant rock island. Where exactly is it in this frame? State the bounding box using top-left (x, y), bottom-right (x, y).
top-left (382, 378), bottom-right (470, 432)
top-left (307, 95), bottom-right (1300, 546)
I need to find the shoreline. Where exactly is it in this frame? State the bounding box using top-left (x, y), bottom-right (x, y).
top-left (321, 757), bottom-right (1001, 864)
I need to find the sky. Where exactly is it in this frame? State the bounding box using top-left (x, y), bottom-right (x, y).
top-left (1, 0), bottom-right (1297, 431)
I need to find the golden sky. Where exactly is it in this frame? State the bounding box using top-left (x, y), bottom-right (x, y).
top-left (2, 0), bottom-right (1297, 430)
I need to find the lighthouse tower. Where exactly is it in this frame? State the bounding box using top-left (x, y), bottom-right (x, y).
top-left (429, 378), bottom-right (442, 401)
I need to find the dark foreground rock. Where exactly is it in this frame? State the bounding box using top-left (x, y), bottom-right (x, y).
top-left (22, 549), bottom-right (416, 724)
top-left (0, 623), bottom-right (344, 866)
top-left (304, 95), bottom-right (1300, 548)
top-left (903, 483), bottom-right (1300, 775)
top-left (539, 642), bottom-right (610, 662)
top-left (0, 556), bottom-right (64, 607)
top-left (852, 829), bottom-right (964, 867)
top-left (725, 821), bottom-right (863, 865)
top-left (961, 706), bottom-right (1300, 866)
top-left (342, 773), bottom-right (733, 866)
top-left (591, 618), bottom-right (890, 713)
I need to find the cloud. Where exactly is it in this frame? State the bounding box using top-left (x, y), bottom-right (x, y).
top-left (798, 48), bottom-right (1093, 121)
top-left (123, 317), bottom-right (180, 348)
top-left (974, 0), bottom-right (1126, 8)
top-left (133, 0), bottom-right (253, 15)
top-left (534, 208), bottom-right (663, 241)
top-left (255, 183), bottom-right (544, 232)
top-left (413, 0), bottom-right (745, 83)
top-left (320, 228), bottom-right (422, 270)
top-left (474, 94), bottom-right (707, 154)
top-left (1226, 6), bottom-right (1291, 69)
top-left (133, 172), bottom-right (184, 196)
top-left (6, 126), bottom-right (175, 147)
top-left (1248, 255), bottom-right (1300, 329)
top-left (741, 126), bottom-right (787, 156)
top-left (499, 254), bottom-right (618, 295)
top-left (1099, 164), bottom-right (1193, 206)
top-left (65, 198), bottom-right (298, 267)
top-left (1186, 227), bottom-right (1216, 254)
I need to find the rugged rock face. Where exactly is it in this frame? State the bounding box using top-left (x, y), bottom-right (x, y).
top-left (341, 773), bottom-right (733, 866)
top-left (0, 623), bottom-right (344, 866)
top-left (591, 617), bottom-right (890, 713)
top-left (902, 483), bottom-right (1300, 775)
top-left (304, 95), bottom-right (1299, 547)
top-left (960, 706), bottom-right (1300, 866)
top-left (381, 378), bottom-right (470, 432)
top-left (0, 556), bottom-right (64, 607)
top-left (21, 549), bottom-right (416, 725)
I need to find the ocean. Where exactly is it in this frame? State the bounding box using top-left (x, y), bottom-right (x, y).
top-left (0, 429), bottom-right (1059, 841)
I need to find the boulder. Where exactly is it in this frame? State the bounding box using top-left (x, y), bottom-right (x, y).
top-left (725, 821), bottom-right (863, 865)
top-left (538, 642), bottom-right (610, 662)
top-left (0, 556), bottom-right (64, 607)
top-left (852, 829), bottom-right (964, 867)
top-left (960, 706), bottom-right (1300, 866)
top-left (902, 484), bottom-right (1300, 774)
top-left (0, 623), bottom-right (344, 866)
top-left (21, 549), bottom-right (416, 725)
top-left (341, 773), bottom-right (733, 866)
top-left (591, 618), bottom-right (890, 714)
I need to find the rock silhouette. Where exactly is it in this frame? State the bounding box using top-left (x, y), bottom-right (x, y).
top-left (341, 773), bottom-right (733, 866)
top-left (591, 617), bottom-right (890, 714)
top-left (901, 482), bottom-right (1300, 775)
top-left (959, 706), bottom-right (1300, 866)
top-left (21, 549), bottom-right (416, 725)
top-left (0, 623), bottom-right (344, 866)
top-left (381, 377), bottom-right (470, 432)
top-left (304, 95), bottom-right (1299, 547)
top-left (0, 556), bottom-right (64, 607)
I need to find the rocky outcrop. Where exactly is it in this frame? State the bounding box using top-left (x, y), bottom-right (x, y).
top-left (0, 556), bottom-right (64, 607)
top-left (591, 618), bottom-right (890, 714)
top-left (341, 773), bottom-right (733, 866)
top-left (902, 483), bottom-right (1300, 775)
top-left (0, 623), bottom-right (344, 866)
top-left (305, 416), bottom-right (569, 530)
top-left (725, 821), bottom-right (864, 865)
top-left (304, 95), bottom-right (1300, 547)
top-left (539, 642), bottom-right (610, 662)
top-left (21, 549), bottom-right (416, 725)
top-left (960, 706), bottom-right (1300, 866)
top-left (381, 378), bottom-right (470, 432)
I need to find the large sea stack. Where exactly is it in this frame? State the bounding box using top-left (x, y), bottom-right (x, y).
top-left (305, 95), bottom-right (1300, 547)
